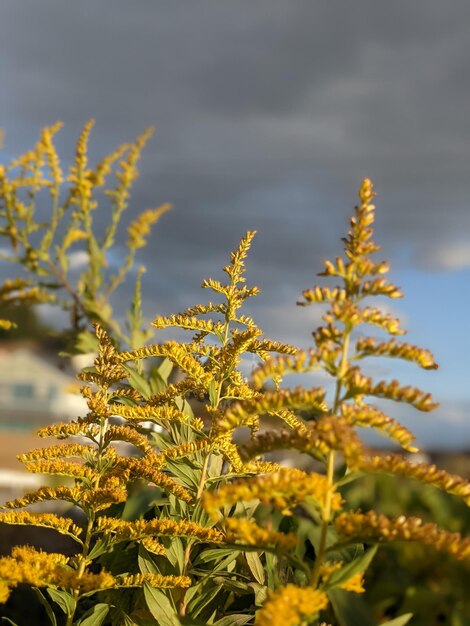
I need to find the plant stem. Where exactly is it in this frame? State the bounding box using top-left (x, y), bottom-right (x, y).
top-left (179, 317), bottom-right (231, 616)
top-left (311, 330), bottom-right (351, 586)
top-left (65, 417), bottom-right (108, 625)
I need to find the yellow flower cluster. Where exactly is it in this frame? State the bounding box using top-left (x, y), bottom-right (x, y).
top-left (127, 204), bottom-right (172, 249)
top-left (344, 369), bottom-right (438, 412)
top-left (340, 403), bottom-right (417, 452)
top-left (361, 454), bottom-right (470, 504)
top-left (103, 424), bottom-right (154, 455)
top-left (239, 428), bottom-right (329, 462)
top-left (141, 537), bottom-right (166, 555)
top-left (117, 573), bottom-right (191, 588)
top-left (319, 561), bottom-right (365, 593)
top-left (37, 420), bottom-right (100, 440)
top-left (218, 387), bottom-right (328, 432)
top-left (335, 511), bottom-right (470, 560)
top-left (255, 585), bottom-right (329, 626)
top-left (4, 484), bottom-right (127, 512)
top-left (0, 511), bottom-right (82, 541)
top-left (224, 518), bottom-right (296, 551)
top-left (122, 457), bottom-right (192, 502)
top-left (152, 313), bottom-right (225, 335)
top-left (0, 546), bottom-right (69, 603)
top-left (96, 516), bottom-right (224, 543)
top-left (22, 459), bottom-right (99, 482)
top-left (251, 349), bottom-right (321, 389)
top-left (19, 443), bottom-right (94, 462)
top-left (202, 468), bottom-right (342, 518)
top-left (355, 337), bottom-right (437, 370)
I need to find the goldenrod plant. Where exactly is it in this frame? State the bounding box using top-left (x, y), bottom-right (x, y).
top-left (0, 121), bottom-right (171, 347)
top-left (0, 125), bottom-right (469, 626)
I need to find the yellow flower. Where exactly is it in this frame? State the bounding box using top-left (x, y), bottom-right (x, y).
top-left (203, 468), bottom-right (341, 518)
top-left (224, 518), bottom-right (296, 551)
top-left (255, 585), bottom-right (329, 626)
top-left (335, 511), bottom-right (470, 560)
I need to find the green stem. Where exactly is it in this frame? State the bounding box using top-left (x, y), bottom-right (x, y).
top-left (179, 317), bottom-right (231, 616)
top-left (311, 330), bottom-right (351, 587)
top-left (65, 416), bottom-right (108, 625)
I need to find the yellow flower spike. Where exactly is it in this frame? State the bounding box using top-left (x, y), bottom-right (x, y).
top-left (359, 306), bottom-right (406, 335)
top-left (37, 420), bottom-right (100, 440)
top-left (224, 518), bottom-right (297, 551)
top-left (255, 585), bottom-right (329, 626)
top-left (360, 454), bottom-right (470, 504)
top-left (335, 511), bottom-right (470, 560)
top-left (121, 458), bottom-right (192, 502)
top-left (223, 230), bottom-right (257, 285)
top-left (319, 562), bottom-right (365, 594)
top-left (0, 511), bottom-right (82, 541)
top-left (355, 337), bottom-right (437, 370)
top-left (152, 313), bottom-right (224, 335)
top-left (4, 485), bottom-right (127, 512)
top-left (202, 468), bottom-right (342, 519)
top-left (22, 459), bottom-right (99, 482)
top-left (0, 546), bottom-right (72, 603)
top-left (344, 370), bottom-right (438, 412)
top-left (127, 204), bottom-right (172, 250)
top-left (104, 425), bottom-right (154, 455)
top-left (239, 428), bottom-right (330, 462)
top-left (117, 573), bottom-right (192, 589)
top-left (96, 516), bottom-right (224, 543)
top-left (341, 403), bottom-right (417, 452)
top-left (218, 387), bottom-right (328, 432)
top-left (251, 349), bottom-right (322, 389)
top-left (18, 443), bottom-right (93, 463)
top-left (108, 401), bottom-right (191, 424)
top-left (140, 537), bottom-right (166, 555)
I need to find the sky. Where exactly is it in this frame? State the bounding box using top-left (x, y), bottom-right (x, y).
top-left (1, 0), bottom-right (470, 448)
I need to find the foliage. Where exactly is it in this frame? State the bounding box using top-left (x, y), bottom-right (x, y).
top-left (0, 125), bottom-right (469, 626)
top-left (342, 474), bottom-right (470, 626)
top-left (0, 121), bottom-right (171, 346)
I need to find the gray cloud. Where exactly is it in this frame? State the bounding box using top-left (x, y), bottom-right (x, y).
top-left (2, 1), bottom-right (470, 344)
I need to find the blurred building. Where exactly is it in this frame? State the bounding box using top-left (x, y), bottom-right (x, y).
top-left (0, 344), bottom-right (87, 499)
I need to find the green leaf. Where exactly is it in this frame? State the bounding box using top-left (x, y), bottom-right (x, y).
top-left (265, 551), bottom-right (280, 590)
top-left (122, 363), bottom-right (152, 399)
top-left (158, 357), bottom-right (174, 382)
top-left (87, 534), bottom-right (115, 560)
top-left (380, 615), bottom-right (413, 626)
top-left (196, 548), bottom-right (241, 563)
top-left (32, 588), bottom-right (58, 626)
top-left (143, 584), bottom-right (182, 626)
top-left (1, 618), bottom-right (21, 626)
top-left (326, 545), bottom-right (378, 590)
top-left (335, 470), bottom-right (364, 487)
top-left (188, 585), bottom-right (223, 618)
top-left (165, 458), bottom-right (200, 489)
top-left (46, 588), bottom-right (75, 617)
top-left (328, 588), bottom-right (376, 626)
top-left (245, 551), bottom-right (265, 585)
top-left (249, 582), bottom-right (268, 607)
top-left (212, 615), bottom-right (252, 626)
top-left (208, 453), bottom-right (224, 479)
top-left (165, 537), bottom-right (185, 573)
top-left (138, 544), bottom-right (159, 574)
top-left (122, 614), bottom-right (139, 626)
top-left (77, 603), bottom-right (110, 626)
top-left (209, 380), bottom-right (217, 407)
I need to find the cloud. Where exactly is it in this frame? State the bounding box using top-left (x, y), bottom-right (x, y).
top-left (419, 242), bottom-right (470, 270)
top-left (68, 251), bottom-right (89, 271)
top-left (2, 0), bottom-right (470, 447)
